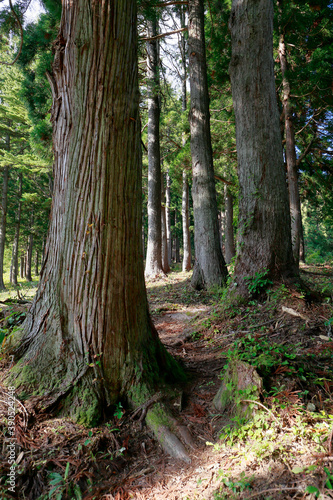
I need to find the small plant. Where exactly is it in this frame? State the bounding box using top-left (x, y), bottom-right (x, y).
top-left (48, 462), bottom-right (82, 499)
top-left (215, 471), bottom-right (254, 498)
top-left (113, 402), bottom-right (124, 419)
top-left (244, 268), bottom-right (273, 296)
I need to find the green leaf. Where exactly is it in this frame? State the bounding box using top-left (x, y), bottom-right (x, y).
top-left (292, 466), bottom-right (304, 474)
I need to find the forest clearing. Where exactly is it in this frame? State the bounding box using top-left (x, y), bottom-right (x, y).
top-left (0, 264), bottom-right (333, 499)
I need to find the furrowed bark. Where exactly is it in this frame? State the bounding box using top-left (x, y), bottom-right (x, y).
top-left (278, 31), bottom-right (302, 267)
top-left (188, 0), bottom-right (228, 290)
top-left (145, 16), bottom-right (164, 278)
top-left (9, 1), bottom-right (184, 436)
top-left (229, 0), bottom-right (297, 296)
top-left (224, 186), bottom-right (235, 265)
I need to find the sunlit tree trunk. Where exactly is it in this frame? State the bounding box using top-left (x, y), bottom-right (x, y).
top-left (278, 31), bottom-right (301, 267)
top-left (165, 171), bottom-right (172, 265)
top-left (178, 6), bottom-right (192, 272)
top-left (224, 186), bottom-right (235, 265)
top-left (145, 17), bottom-right (164, 278)
top-left (188, 0), bottom-right (228, 289)
top-left (161, 176), bottom-right (170, 273)
top-left (229, 0), bottom-right (297, 295)
top-left (10, 1), bottom-right (182, 429)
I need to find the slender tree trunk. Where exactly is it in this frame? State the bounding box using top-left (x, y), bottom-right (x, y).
top-left (145, 17), bottom-right (164, 278)
top-left (278, 31), bottom-right (301, 267)
top-left (224, 186), bottom-right (236, 265)
top-left (10, 174), bottom-right (22, 286)
top-left (35, 250), bottom-right (39, 276)
top-left (0, 164), bottom-right (9, 290)
top-left (161, 176), bottom-right (170, 273)
top-left (300, 216), bottom-right (306, 263)
top-left (165, 171), bottom-right (172, 266)
top-left (188, 0), bottom-right (228, 289)
top-left (182, 171), bottom-right (192, 271)
top-left (20, 256), bottom-right (24, 279)
top-left (10, 1), bottom-right (183, 433)
top-left (179, 11), bottom-right (191, 273)
top-left (25, 214), bottom-right (34, 282)
top-left (229, 0), bottom-right (297, 295)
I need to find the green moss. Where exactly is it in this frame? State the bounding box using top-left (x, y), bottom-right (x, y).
top-left (146, 403), bottom-right (174, 433)
top-left (60, 379), bottom-right (101, 427)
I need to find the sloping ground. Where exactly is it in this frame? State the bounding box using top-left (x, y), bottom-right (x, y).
top-left (0, 265), bottom-right (333, 499)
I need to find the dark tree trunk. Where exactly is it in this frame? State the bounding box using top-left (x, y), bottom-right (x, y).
top-left (145, 17), bottom-right (164, 278)
top-left (10, 174), bottom-right (22, 286)
top-left (10, 2), bottom-right (185, 447)
top-left (0, 164), bottom-right (9, 291)
top-left (188, 0), bottom-right (228, 289)
top-left (25, 214), bottom-right (34, 282)
top-left (20, 256), bottom-right (24, 279)
top-left (229, 0), bottom-right (297, 295)
top-left (35, 251), bottom-right (39, 276)
top-left (224, 186), bottom-right (236, 265)
top-left (278, 32), bottom-right (301, 267)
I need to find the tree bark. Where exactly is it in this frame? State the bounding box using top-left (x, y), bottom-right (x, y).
top-left (182, 171), bottom-right (192, 271)
top-left (25, 214), bottom-right (34, 282)
top-left (278, 32), bottom-right (302, 267)
top-left (161, 175), bottom-right (170, 273)
top-left (165, 171), bottom-right (172, 265)
top-left (20, 255), bottom-right (24, 279)
top-left (179, 10), bottom-right (191, 272)
top-left (10, 1), bottom-right (184, 432)
top-left (188, 0), bottom-right (228, 290)
top-left (229, 0), bottom-right (297, 295)
top-left (224, 186), bottom-right (236, 265)
top-left (0, 164), bottom-right (9, 291)
top-left (145, 17), bottom-right (164, 278)
top-left (10, 174), bottom-right (22, 286)
top-left (35, 250), bottom-right (39, 276)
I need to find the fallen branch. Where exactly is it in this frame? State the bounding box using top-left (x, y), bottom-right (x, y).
top-left (241, 399), bottom-right (279, 424)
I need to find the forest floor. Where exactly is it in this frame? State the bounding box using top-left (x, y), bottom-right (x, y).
top-left (1, 264), bottom-right (333, 499)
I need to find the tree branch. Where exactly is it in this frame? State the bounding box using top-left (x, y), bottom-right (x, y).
top-left (141, 27), bottom-right (188, 42)
top-left (296, 138), bottom-right (316, 167)
top-left (154, 1), bottom-right (188, 6)
top-left (214, 175), bottom-right (234, 186)
top-left (0, 0), bottom-right (24, 66)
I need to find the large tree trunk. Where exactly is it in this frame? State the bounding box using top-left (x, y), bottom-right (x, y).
top-left (10, 174), bottom-right (22, 286)
top-left (0, 164), bottom-right (9, 291)
top-left (188, 0), bottom-right (228, 289)
top-left (229, 0), bottom-right (297, 295)
top-left (224, 186), bottom-right (236, 265)
top-left (10, 2), bottom-right (185, 441)
top-left (278, 32), bottom-right (302, 267)
top-left (145, 17), bottom-right (164, 278)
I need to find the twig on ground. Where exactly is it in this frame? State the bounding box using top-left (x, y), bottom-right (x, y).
top-left (241, 399), bottom-right (279, 424)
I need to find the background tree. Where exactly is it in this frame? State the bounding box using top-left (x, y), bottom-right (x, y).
top-left (188, 0), bottom-right (228, 289)
top-left (229, 0), bottom-right (297, 295)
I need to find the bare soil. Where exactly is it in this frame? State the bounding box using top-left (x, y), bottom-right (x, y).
top-left (1, 265), bottom-right (333, 500)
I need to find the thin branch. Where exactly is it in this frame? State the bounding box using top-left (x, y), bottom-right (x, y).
top-left (154, 1), bottom-right (188, 6)
top-left (141, 27), bottom-right (188, 42)
top-left (296, 138), bottom-right (316, 167)
top-left (214, 175), bottom-right (234, 186)
top-left (0, 0), bottom-right (24, 66)
top-left (241, 399), bottom-right (279, 424)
